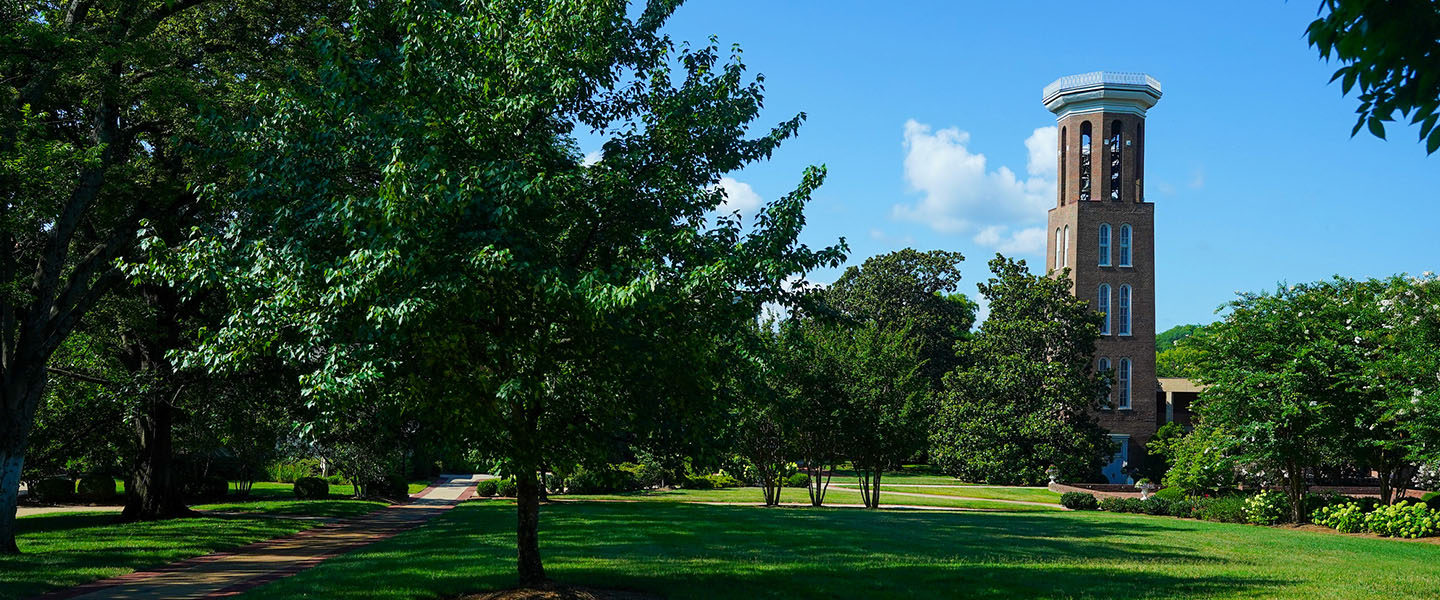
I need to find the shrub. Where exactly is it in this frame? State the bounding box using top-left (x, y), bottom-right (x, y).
top-left (325, 474), bottom-right (348, 485)
top-left (179, 476), bottom-right (228, 500)
top-left (785, 473), bottom-right (810, 488)
top-left (1097, 496), bottom-right (1124, 512)
top-left (1421, 492), bottom-right (1440, 511)
top-left (1152, 486), bottom-right (1185, 501)
top-left (476, 480), bottom-right (498, 497)
top-left (1060, 492), bottom-right (1099, 510)
top-left (1169, 498), bottom-right (1201, 519)
top-left (682, 473), bottom-right (740, 490)
top-left (634, 463), bottom-right (666, 489)
top-left (567, 466), bottom-right (644, 494)
top-left (31, 478), bottom-right (75, 503)
top-left (1142, 496), bottom-right (1172, 516)
top-left (293, 476), bottom-right (329, 500)
top-left (1303, 492), bottom-right (1353, 518)
top-left (364, 473), bottom-right (410, 501)
top-left (1364, 503), bottom-right (1440, 538)
top-left (708, 474), bottom-right (742, 488)
top-left (497, 478), bottom-right (519, 498)
top-left (267, 459), bottom-right (321, 483)
top-left (1195, 495), bottom-right (1248, 523)
top-left (76, 476), bottom-right (117, 503)
top-left (544, 474), bottom-right (565, 494)
top-left (1312, 502), bottom-right (1367, 533)
top-left (1244, 491), bottom-right (1289, 525)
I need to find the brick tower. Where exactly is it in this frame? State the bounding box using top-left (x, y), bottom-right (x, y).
top-left (1042, 72), bottom-right (1162, 483)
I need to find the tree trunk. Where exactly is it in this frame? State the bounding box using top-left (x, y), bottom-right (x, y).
top-left (1, 367), bottom-right (47, 554)
top-left (120, 389), bottom-right (192, 521)
top-left (873, 471), bottom-right (882, 508)
top-left (515, 471), bottom-right (545, 586)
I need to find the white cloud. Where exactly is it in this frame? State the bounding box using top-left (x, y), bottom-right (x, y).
top-left (1025, 126), bottom-right (1058, 177)
top-left (582, 149), bottom-right (603, 166)
top-left (891, 120), bottom-right (1056, 256)
top-left (716, 176), bottom-right (763, 216)
top-left (869, 228), bottom-right (915, 246)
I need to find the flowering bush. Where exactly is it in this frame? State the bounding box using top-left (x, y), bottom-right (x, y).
top-left (1244, 491), bottom-right (1289, 525)
top-left (1364, 503), bottom-right (1440, 539)
top-left (1311, 502), bottom-right (1366, 533)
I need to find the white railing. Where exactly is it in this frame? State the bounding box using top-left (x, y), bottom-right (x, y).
top-left (1043, 72), bottom-right (1161, 100)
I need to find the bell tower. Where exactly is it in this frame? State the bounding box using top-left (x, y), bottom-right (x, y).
top-left (1042, 72), bottom-right (1162, 483)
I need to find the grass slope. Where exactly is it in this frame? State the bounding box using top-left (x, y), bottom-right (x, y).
top-left (240, 500), bottom-right (1440, 600)
top-left (829, 483), bottom-right (1061, 504)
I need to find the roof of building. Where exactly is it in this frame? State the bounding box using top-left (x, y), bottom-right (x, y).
top-left (1042, 71), bottom-right (1163, 117)
top-left (1157, 377), bottom-right (1203, 393)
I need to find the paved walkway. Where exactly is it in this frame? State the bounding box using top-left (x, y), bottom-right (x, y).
top-left (41, 475), bottom-right (481, 600)
top-left (16, 504), bottom-right (123, 518)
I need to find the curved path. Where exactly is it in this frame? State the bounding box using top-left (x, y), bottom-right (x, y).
top-left (39, 475), bottom-right (481, 600)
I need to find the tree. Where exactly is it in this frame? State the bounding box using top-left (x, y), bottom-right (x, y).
top-left (157, 1), bottom-right (844, 584)
top-left (771, 318), bottom-right (845, 507)
top-left (0, 1), bottom-right (337, 551)
top-left (832, 321), bottom-right (927, 509)
top-left (1151, 424), bottom-right (1237, 495)
top-left (825, 249), bottom-right (974, 392)
top-left (1307, 0), bottom-right (1440, 153)
top-left (931, 256), bottom-right (1113, 485)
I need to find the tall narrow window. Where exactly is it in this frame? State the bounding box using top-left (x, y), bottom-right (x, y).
top-left (1118, 285), bottom-right (1132, 336)
top-left (1097, 284), bottom-right (1111, 335)
top-left (1060, 126), bottom-right (1067, 205)
top-left (1062, 225), bottom-right (1069, 267)
top-left (1109, 120), bottom-right (1123, 201)
top-left (1054, 228), bottom-right (1061, 268)
top-left (1098, 357), bottom-right (1112, 405)
top-left (1119, 224), bottom-right (1132, 267)
top-left (1136, 122), bottom-right (1144, 202)
top-left (1079, 122), bottom-right (1092, 202)
top-left (1117, 358), bottom-right (1132, 409)
top-left (1098, 223), bottom-right (1112, 266)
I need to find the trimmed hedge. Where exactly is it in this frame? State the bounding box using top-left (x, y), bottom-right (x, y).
top-left (785, 473), bottom-right (810, 488)
top-left (76, 476), bottom-right (117, 503)
top-left (293, 476), bottom-right (329, 500)
top-left (31, 478), bottom-right (76, 503)
top-left (1059, 492), bottom-right (1098, 510)
top-left (476, 480), bottom-right (498, 497)
top-left (497, 478), bottom-right (518, 498)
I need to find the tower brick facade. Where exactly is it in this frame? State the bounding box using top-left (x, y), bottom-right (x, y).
top-left (1042, 72), bottom-right (1162, 483)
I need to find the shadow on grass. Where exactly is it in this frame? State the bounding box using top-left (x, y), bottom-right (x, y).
top-left (3, 512), bottom-right (313, 600)
top-left (239, 502), bottom-right (1314, 600)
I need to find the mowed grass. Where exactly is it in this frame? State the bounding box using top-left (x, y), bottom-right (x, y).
top-left (1, 511), bottom-right (316, 600)
top-left (829, 482), bottom-right (1062, 504)
top-left (194, 499), bottom-right (387, 519)
top-left (560, 486), bottom-right (1062, 512)
top-left (239, 500), bottom-right (1440, 600)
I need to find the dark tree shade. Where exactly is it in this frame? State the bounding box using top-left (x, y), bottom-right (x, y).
top-left (1307, 0), bottom-right (1440, 153)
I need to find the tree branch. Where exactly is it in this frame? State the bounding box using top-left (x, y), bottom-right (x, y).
top-left (46, 366), bottom-right (121, 387)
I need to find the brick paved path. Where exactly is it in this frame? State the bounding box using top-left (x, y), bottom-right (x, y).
top-left (39, 475), bottom-right (481, 600)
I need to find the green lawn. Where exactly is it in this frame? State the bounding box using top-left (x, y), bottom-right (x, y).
top-left (829, 467), bottom-right (973, 486)
top-left (237, 500), bottom-right (1440, 599)
top-left (828, 482), bottom-right (1062, 504)
top-left (562, 486), bottom-right (1062, 512)
top-left (1, 511), bottom-right (317, 600)
top-left (194, 499), bottom-right (388, 519)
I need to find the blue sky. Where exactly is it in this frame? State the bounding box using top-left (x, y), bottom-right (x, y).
top-left (600, 1), bottom-right (1439, 330)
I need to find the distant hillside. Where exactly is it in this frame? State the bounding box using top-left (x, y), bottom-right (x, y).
top-left (1156, 323), bottom-right (1204, 353)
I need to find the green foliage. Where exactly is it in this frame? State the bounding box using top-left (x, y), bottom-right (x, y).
top-left (293, 477), bottom-right (329, 500)
top-left (497, 479), bottom-right (519, 499)
top-left (1244, 491), bottom-right (1290, 525)
top-left (30, 478), bottom-right (76, 504)
top-left (1424, 492), bottom-right (1440, 511)
top-left (1313, 502), bottom-right (1368, 533)
top-left (566, 467), bottom-right (643, 495)
top-left (681, 473), bottom-right (742, 490)
top-left (931, 256), bottom-right (1111, 485)
top-left (1364, 502), bottom-right (1440, 538)
top-left (74, 477), bottom-right (116, 504)
top-left (1155, 345), bottom-right (1203, 379)
top-left (476, 480), bottom-right (499, 498)
top-left (362, 474), bottom-right (411, 502)
top-left (1152, 486), bottom-right (1185, 501)
top-left (824, 249), bottom-right (974, 388)
top-left (1141, 497), bottom-right (1173, 516)
top-left (268, 461), bottom-right (322, 484)
top-left (1156, 324), bottom-right (1206, 352)
top-left (1059, 492), bottom-right (1098, 510)
top-left (784, 473), bottom-right (810, 488)
top-left (179, 476), bottom-right (228, 501)
top-left (1194, 495), bottom-right (1249, 524)
top-left (1097, 497), bottom-right (1145, 514)
top-left (1307, 0), bottom-right (1440, 153)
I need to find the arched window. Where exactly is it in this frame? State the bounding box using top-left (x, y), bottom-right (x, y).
top-left (1054, 228), bottom-right (1061, 269)
top-left (1109, 120), bottom-right (1123, 202)
top-left (1079, 122), bottom-right (1092, 202)
top-left (1060, 126), bottom-right (1067, 205)
top-left (1062, 225), bottom-right (1069, 267)
top-left (1117, 358), bottom-right (1132, 409)
top-left (1098, 357), bottom-right (1112, 404)
top-left (1119, 224), bottom-right (1132, 267)
top-left (1097, 284), bottom-right (1111, 335)
top-left (1098, 223), bottom-right (1111, 266)
top-left (1136, 122), bottom-right (1144, 202)
top-left (1118, 285), bottom-right (1132, 336)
